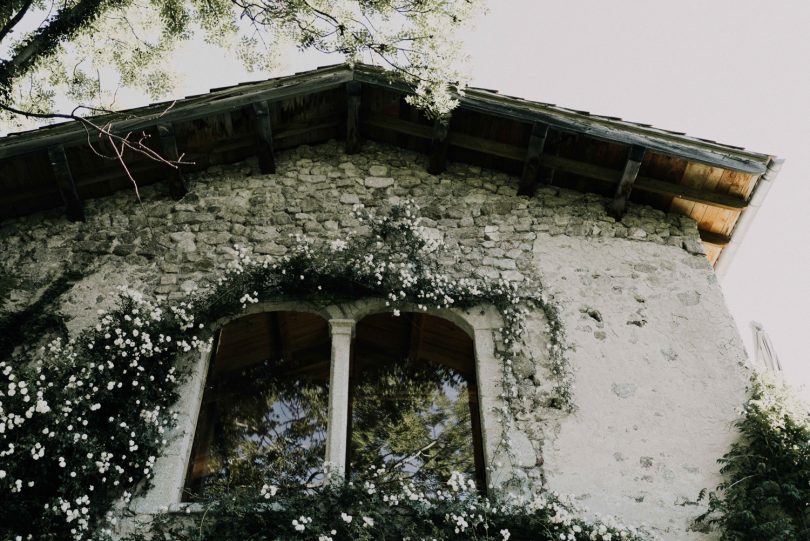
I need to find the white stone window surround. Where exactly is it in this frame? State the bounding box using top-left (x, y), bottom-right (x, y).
top-left (132, 299), bottom-right (507, 514)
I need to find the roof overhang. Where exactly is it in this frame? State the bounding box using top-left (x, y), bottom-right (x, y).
top-left (0, 63), bottom-right (780, 268)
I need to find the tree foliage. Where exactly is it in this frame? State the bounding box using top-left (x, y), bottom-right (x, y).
top-left (0, 0), bottom-right (482, 131)
top-left (695, 375), bottom-right (810, 540)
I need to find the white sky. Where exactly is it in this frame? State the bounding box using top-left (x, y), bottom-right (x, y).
top-left (21, 2), bottom-right (810, 398)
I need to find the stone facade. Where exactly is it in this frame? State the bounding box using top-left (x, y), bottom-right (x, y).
top-left (0, 141), bottom-right (750, 539)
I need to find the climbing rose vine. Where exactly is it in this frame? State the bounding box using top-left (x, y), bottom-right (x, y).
top-left (122, 470), bottom-right (648, 541)
top-left (0, 201), bottom-right (590, 540)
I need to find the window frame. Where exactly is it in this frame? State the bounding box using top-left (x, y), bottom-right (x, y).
top-left (130, 299), bottom-right (505, 514)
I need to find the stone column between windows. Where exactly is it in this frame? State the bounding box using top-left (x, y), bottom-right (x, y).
top-left (325, 318), bottom-right (355, 477)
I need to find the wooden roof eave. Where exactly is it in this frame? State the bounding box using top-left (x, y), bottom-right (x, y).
top-left (0, 66), bottom-right (355, 161)
top-left (352, 65), bottom-right (770, 175)
top-left (1, 63), bottom-right (771, 176)
top-left (455, 90), bottom-right (770, 175)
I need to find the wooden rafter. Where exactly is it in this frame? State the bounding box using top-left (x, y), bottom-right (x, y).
top-left (427, 118), bottom-right (450, 175)
top-left (345, 81), bottom-right (362, 154)
top-left (156, 123), bottom-right (187, 199)
top-left (408, 313), bottom-right (425, 362)
top-left (251, 101), bottom-right (276, 174)
top-left (609, 145), bottom-right (646, 218)
top-left (699, 230), bottom-right (731, 246)
top-left (517, 123), bottom-right (549, 196)
top-left (46, 145), bottom-right (84, 222)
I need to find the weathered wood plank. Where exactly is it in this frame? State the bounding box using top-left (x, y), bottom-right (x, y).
top-left (251, 101), bottom-right (276, 173)
top-left (46, 145), bottom-right (85, 221)
top-left (609, 145), bottom-right (646, 218)
top-left (156, 123), bottom-right (187, 199)
top-left (517, 123), bottom-right (549, 196)
top-left (427, 118), bottom-right (450, 175)
top-left (345, 81), bottom-right (362, 154)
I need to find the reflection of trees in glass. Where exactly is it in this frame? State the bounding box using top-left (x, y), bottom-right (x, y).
top-left (186, 355), bottom-right (329, 498)
top-left (349, 359), bottom-right (477, 491)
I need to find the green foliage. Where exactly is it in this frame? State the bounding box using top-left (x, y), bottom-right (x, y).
top-left (348, 359), bottom-right (477, 489)
top-left (695, 375), bottom-right (810, 540)
top-left (192, 356), bottom-right (330, 493)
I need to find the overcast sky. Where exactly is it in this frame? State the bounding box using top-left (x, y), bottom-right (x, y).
top-left (31, 2), bottom-right (810, 399)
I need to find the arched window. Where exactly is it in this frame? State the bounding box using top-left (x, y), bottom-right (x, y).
top-left (184, 311), bottom-right (331, 498)
top-left (183, 309), bottom-right (484, 500)
top-left (349, 313), bottom-right (484, 491)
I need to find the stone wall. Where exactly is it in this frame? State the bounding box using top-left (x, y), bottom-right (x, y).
top-left (0, 141), bottom-right (750, 539)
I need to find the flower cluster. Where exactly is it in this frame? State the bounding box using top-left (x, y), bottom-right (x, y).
top-left (0, 291), bottom-right (206, 540)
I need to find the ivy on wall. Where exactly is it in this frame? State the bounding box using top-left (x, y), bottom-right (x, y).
top-left (0, 201), bottom-right (632, 541)
top-left (694, 374), bottom-right (810, 540)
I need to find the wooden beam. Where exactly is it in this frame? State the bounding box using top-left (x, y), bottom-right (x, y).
top-left (698, 229), bottom-right (731, 246)
top-left (156, 123), bottom-right (187, 199)
top-left (408, 313), bottom-right (425, 362)
top-left (634, 176), bottom-right (746, 210)
top-left (251, 101), bottom-right (276, 173)
top-left (364, 114), bottom-right (749, 210)
top-left (517, 123), bottom-right (549, 196)
top-left (356, 70), bottom-right (770, 174)
top-left (609, 145), bottom-right (646, 218)
top-left (46, 145), bottom-right (85, 222)
top-left (427, 118), bottom-right (450, 175)
top-left (345, 81), bottom-right (362, 154)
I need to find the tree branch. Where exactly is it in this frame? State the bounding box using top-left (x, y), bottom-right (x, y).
top-left (0, 0), bottom-right (113, 98)
top-left (0, 0), bottom-right (34, 43)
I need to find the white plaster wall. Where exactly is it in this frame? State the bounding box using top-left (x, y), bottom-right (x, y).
top-left (534, 235), bottom-right (749, 539)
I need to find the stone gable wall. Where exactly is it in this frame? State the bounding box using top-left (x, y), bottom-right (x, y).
top-left (0, 141), bottom-right (749, 539)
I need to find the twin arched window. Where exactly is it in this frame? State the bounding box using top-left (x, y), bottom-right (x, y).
top-left (183, 311), bottom-right (484, 499)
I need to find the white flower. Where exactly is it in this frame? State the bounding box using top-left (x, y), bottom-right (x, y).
top-left (330, 239), bottom-right (348, 252)
top-left (34, 400), bottom-right (50, 414)
top-left (260, 484), bottom-right (278, 499)
top-left (292, 516), bottom-right (311, 532)
top-left (362, 516), bottom-right (374, 528)
top-left (340, 512), bottom-right (352, 524)
top-left (500, 529), bottom-right (511, 540)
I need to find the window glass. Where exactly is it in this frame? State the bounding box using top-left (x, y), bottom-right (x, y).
top-left (183, 312), bottom-right (331, 499)
top-left (348, 313), bottom-right (484, 491)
